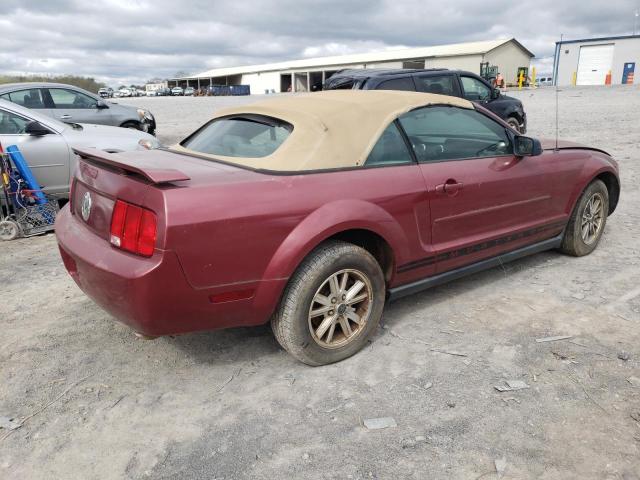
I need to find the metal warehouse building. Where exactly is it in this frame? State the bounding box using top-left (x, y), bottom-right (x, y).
top-left (171, 38), bottom-right (533, 94)
top-left (553, 34), bottom-right (639, 86)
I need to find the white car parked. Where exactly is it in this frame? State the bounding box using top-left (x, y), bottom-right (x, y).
top-left (0, 99), bottom-right (160, 197)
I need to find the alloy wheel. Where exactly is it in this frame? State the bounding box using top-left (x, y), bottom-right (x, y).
top-left (308, 269), bottom-right (373, 349)
top-left (581, 192), bottom-right (604, 245)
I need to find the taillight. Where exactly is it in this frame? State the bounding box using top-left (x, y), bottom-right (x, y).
top-left (110, 199), bottom-right (157, 257)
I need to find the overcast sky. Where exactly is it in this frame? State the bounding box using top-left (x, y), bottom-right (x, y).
top-left (1, 0), bottom-right (638, 86)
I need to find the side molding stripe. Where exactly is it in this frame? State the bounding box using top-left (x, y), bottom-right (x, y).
top-left (397, 220), bottom-right (566, 273)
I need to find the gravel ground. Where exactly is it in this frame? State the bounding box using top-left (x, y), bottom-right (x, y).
top-left (1, 86), bottom-right (639, 480)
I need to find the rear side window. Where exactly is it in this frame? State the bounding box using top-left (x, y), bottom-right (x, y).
top-left (181, 116), bottom-right (292, 158)
top-left (365, 122), bottom-right (413, 166)
top-left (375, 77), bottom-right (416, 91)
top-left (1, 89), bottom-right (46, 108)
top-left (415, 75), bottom-right (456, 96)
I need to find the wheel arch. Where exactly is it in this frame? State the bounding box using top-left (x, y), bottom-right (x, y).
top-left (119, 120), bottom-right (141, 129)
top-left (261, 199), bottom-right (409, 286)
top-left (594, 171), bottom-right (620, 214)
top-left (565, 166), bottom-right (620, 220)
top-left (326, 229), bottom-right (395, 283)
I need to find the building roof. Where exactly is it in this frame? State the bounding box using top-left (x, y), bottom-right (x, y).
top-left (179, 38), bottom-right (533, 80)
top-left (172, 90), bottom-right (473, 172)
top-left (556, 34), bottom-right (640, 45)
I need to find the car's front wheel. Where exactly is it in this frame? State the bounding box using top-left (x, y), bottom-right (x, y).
top-left (272, 240), bottom-right (385, 366)
top-left (120, 121), bottom-right (142, 131)
top-left (560, 179), bottom-right (609, 256)
top-left (506, 116), bottom-right (522, 133)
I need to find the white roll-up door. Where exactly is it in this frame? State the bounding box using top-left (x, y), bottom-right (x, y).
top-left (576, 44), bottom-right (614, 85)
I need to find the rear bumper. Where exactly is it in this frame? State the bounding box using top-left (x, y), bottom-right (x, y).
top-left (55, 206), bottom-right (285, 336)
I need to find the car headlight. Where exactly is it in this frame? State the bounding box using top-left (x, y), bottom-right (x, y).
top-left (137, 109), bottom-right (154, 122)
top-left (138, 138), bottom-right (158, 150)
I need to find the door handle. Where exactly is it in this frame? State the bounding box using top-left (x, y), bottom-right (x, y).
top-left (60, 114), bottom-right (72, 119)
top-left (435, 180), bottom-right (464, 195)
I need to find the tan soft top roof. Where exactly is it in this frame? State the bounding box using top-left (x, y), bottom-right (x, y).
top-left (175, 90), bottom-right (473, 172)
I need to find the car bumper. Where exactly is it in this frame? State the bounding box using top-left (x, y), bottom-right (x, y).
top-left (55, 206), bottom-right (285, 336)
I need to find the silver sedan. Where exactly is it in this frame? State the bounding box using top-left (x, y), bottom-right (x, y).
top-left (0, 99), bottom-right (160, 197)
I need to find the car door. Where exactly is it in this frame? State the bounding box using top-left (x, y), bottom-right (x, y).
top-left (414, 73), bottom-right (461, 97)
top-left (45, 87), bottom-right (113, 126)
top-left (0, 107), bottom-right (71, 195)
top-left (397, 105), bottom-right (560, 274)
top-left (363, 120), bottom-right (437, 282)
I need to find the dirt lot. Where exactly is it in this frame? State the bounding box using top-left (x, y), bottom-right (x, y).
top-left (1, 86), bottom-right (639, 479)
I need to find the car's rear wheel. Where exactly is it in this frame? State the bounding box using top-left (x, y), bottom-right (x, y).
top-left (560, 179), bottom-right (609, 256)
top-left (506, 116), bottom-right (522, 132)
top-left (271, 240), bottom-right (385, 366)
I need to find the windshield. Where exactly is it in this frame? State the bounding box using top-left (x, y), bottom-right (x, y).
top-left (181, 116), bottom-right (292, 159)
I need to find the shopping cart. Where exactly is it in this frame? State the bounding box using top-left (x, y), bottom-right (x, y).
top-left (0, 144), bottom-right (59, 241)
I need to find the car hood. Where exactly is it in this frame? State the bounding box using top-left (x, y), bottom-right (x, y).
top-left (539, 138), bottom-right (610, 156)
top-left (62, 123), bottom-right (160, 151)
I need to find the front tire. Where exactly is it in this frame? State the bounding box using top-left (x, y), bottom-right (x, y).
top-left (271, 241), bottom-right (385, 366)
top-left (506, 116), bottom-right (522, 133)
top-left (120, 121), bottom-right (142, 131)
top-left (560, 179), bottom-right (609, 256)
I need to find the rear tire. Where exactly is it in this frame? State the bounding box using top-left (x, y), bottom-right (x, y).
top-left (271, 240), bottom-right (385, 366)
top-left (560, 179), bottom-right (609, 256)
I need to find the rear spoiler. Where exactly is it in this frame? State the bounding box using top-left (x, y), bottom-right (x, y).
top-left (73, 147), bottom-right (190, 184)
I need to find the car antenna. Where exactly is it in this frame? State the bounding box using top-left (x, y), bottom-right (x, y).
top-left (555, 34), bottom-right (563, 151)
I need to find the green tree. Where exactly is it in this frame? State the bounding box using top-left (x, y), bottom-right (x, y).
top-left (0, 74), bottom-right (107, 93)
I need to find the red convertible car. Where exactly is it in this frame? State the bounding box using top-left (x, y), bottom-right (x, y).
top-left (55, 90), bottom-right (620, 365)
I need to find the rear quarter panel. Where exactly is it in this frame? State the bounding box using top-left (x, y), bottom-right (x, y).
top-left (164, 165), bottom-right (429, 292)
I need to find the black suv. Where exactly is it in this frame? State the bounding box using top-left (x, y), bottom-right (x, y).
top-left (324, 69), bottom-right (526, 133)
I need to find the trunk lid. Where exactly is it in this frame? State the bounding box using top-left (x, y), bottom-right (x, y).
top-left (70, 147), bottom-right (261, 245)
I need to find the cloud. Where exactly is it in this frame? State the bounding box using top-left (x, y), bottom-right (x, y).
top-left (1, 0), bottom-right (637, 85)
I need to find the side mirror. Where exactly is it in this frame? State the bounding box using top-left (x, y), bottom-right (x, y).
top-left (491, 88), bottom-right (500, 99)
top-left (24, 121), bottom-right (51, 136)
top-left (514, 135), bottom-right (543, 157)
top-left (96, 100), bottom-right (109, 109)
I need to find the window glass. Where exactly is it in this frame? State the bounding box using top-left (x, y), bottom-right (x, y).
top-left (416, 75), bottom-right (456, 96)
top-left (460, 76), bottom-right (491, 101)
top-left (182, 116), bottom-right (292, 158)
top-left (49, 88), bottom-right (98, 109)
top-left (0, 109), bottom-right (30, 134)
top-left (2, 89), bottom-right (46, 108)
top-left (376, 77), bottom-right (416, 91)
top-left (365, 122), bottom-right (413, 166)
top-left (398, 106), bottom-right (512, 162)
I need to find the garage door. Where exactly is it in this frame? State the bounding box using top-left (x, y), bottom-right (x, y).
top-left (576, 44), bottom-right (614, 85)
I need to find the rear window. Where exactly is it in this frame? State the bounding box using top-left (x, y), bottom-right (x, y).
top-left (181, 115), bottom-right (292, 158)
